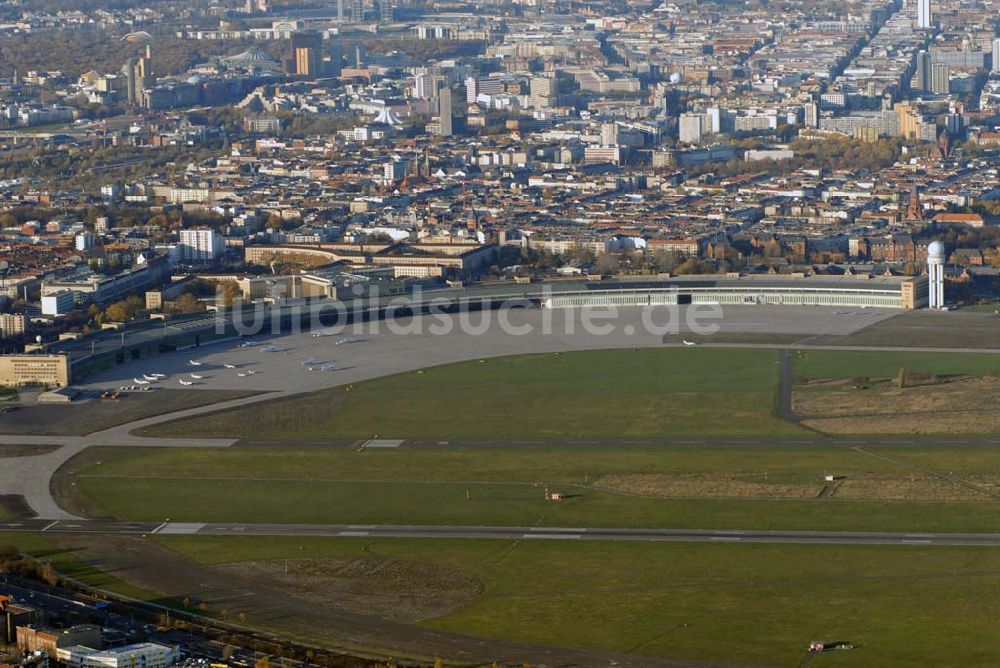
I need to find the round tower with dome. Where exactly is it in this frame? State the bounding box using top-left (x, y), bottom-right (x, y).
top-left (927, 240), bottom-right (945, 309)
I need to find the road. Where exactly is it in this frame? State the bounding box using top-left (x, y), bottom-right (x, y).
top-left (0, 579), bottom-right (268, 668)
top-left (3, 519), bottom-right (1000, 547)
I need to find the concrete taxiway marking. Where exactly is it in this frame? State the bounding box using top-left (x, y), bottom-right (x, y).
top-left (157, 523), bottom-right (207, 535)
top-left (364, 439), bottom-right (404, 448)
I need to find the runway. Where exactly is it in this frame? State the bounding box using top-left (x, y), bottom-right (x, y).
top-left (4, 519), bottom-right (1000, 547)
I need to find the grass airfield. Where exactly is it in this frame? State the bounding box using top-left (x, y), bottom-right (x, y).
top-left (152, 535), bottom-right (1000, 668)
top-left (52, 343), bottom-right (1000, 666)
top-left (145, 347), bottom-right (804, 440)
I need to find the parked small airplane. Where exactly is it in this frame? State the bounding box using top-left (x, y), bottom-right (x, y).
top-left (179, 379), bottom-right (194, 386)
top-left (222, 363), bottom-right (236, 369)
top-left (301, 357), bottom-right (318, 366)
top-left (237, 372), bottom-right (248, 377)
top-left (190, 374), bottom-right (204, 380)
top-left (134, 378), bottom-right (149, 385)
top-left (142, 374), bottom-right (159, 382)
top-left (189, 360), bottom-right (203, 366)
top-left (335, 336), bottom-right (361, 346)
top-left (682, 340), bottom-right (698, 346)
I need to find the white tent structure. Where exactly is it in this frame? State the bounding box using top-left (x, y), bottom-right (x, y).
top-left (373, 107), bottom-right (403, 126)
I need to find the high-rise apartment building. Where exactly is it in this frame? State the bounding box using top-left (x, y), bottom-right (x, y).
top-left (179, 229), bottom-right (225, 262)
top-left (288, 31), bottom-right (322, 77)
top-left (327, 42), bottom-right (342, 77)
top-left (350, 0), bottom-right (365, 23)
top-left (917, 0), bottom-right (931, 29)
top-left (437, 86), bottom-right (453, 137)
top-left (379, 0), bottom-right (393, 22)
top-left (914, 51), bottom-right (931, 91)
top-left (930, 63), bottom-right (950, 95)
top-left (465, 76), bottom-right (504, 104)
top-left (529, 75), bottom-right (560, 108)
top-left (678, 113), bottom-right (703, 144)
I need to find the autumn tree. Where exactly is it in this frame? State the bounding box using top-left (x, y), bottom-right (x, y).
top-left (174, 293), bottom-right (203, 314)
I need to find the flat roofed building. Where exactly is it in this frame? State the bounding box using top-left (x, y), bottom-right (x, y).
top-left (179, 228), bottom-right (225, 262)
top-left (0, 354), bottom-right (71, 388)
top-left (56, 643), bottom-right (181, 668)
top-left (1, 596), bottom-right (47, 644)
top-left (0, 313), bottom-right (27, 336)
top-left (538, 275), bottom-right (928, 310)
top-left (17, 625), bottom-right (101, 655)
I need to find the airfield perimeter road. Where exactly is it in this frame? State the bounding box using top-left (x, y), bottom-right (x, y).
top-left (3, 519), bottom-right (1000, 547)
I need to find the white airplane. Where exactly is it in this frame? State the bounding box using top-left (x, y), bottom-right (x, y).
top-left (335, 336), bottom-right (361, 346)
top-left (261, 345), bottom-right (277, 352)
top-left (321, 363), bottom-right (338, 372)
top-left (142, 374), bottom-right (159, 382)
top-left (222, 363), bottom-right (236, 369)
top-left (237, 372), bottom-right (248, 377)
top-left (247, 369), bottom-right (257, 375)
top-left (189, 360), bottom-right (203, 366)
top-left (190, 374), bottom-right (204, 380)
top-left (301, 358), bottom-right (318, 366)
top-left (682, 340), bottom-right (698, 347)
top-left (149, 373), bottom-right (166, 379)
top-left (312, 327), bottom-right (336, 338)
top-left (134, 378), bottom-right (150, 385)
top-left (178, 379), bottom-right (194, 386)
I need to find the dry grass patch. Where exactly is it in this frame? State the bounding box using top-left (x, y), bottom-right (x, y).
top-left (833, 475), bottom-right (1000, 502)
top-left (217, 556), bottom-right (481, 623)
top-left (594, 473), bottom-right (823, 499)
top-left (795, 376), bottom-right (1000, 435)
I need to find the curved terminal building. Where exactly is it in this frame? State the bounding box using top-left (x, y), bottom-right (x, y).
top-left (528, 274), bottom-right (928, 311)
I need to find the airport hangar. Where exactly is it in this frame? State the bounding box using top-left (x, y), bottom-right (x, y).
top-left (3, 272), bottom-right (926, 389)
top-left (533, 274), bottom-right (928, 310)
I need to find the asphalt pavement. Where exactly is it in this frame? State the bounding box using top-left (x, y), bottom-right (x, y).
top-left (3, 519), bottom-right (1000, 547)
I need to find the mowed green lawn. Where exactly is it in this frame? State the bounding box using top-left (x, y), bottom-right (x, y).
top-left (794, 350), bottom-right (1000, 379)
top-left (78, 444), bottom-right (1000, 532)
top-left (147, 348), bottom-right (807, 440)
top-left (157, 535), bottom-right (1000, 668)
